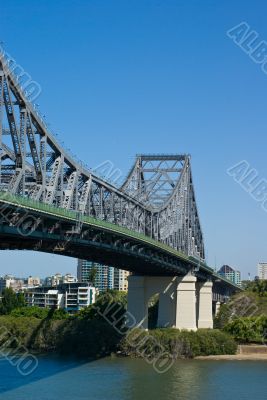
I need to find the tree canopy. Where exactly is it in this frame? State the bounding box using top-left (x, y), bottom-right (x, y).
top-left (0, 288), bottom-right (25, 314)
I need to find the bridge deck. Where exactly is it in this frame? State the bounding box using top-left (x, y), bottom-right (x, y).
top-left (0, 191), bottom-right (241, 291)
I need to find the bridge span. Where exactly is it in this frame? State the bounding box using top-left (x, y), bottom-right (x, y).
top-left (0, 52), bottom-right (241, 330)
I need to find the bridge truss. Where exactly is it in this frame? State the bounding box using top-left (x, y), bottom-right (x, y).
top-left (0, 53), bottom-right (204, 260)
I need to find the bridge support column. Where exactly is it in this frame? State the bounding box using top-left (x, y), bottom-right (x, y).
top-left (158, 289), bottom-right (176, 328)
top-left (215, 301), bottom-right (221, 316)
top-left (127, 276), bottom-right (148, 329)
top-left (128, 274), bottom-right (214, 331)
top-left (175, 274), bottom-right (197, 331)
top-left (197, 281), bottom-right (213, 329)
top-left (127, 275), bottom-right (177, 330)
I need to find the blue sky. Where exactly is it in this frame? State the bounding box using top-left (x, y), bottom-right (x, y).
top-left (1, 0), bottom-right (267, 279)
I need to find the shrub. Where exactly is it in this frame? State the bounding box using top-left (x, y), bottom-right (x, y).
top-left (10, 306), bottom-right (49, 319)
top-left (49, 308), bottom-right (69, 320)
top-left (10, 307), bottom-right (69, 320)
top-left (120, 328), bottom-right (237, 358)
top-left (76, 290), bottom-right (127, 325)
top-left (224, 316), bottom-right (267, 343)
top-left (57, 319), bottom-right (121, 358)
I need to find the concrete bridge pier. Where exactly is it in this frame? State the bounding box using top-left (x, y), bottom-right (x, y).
top-left (196, 281), bottom-right (213, 328)
top-left (175, 274), bottom-right (197, 330)
top-left (127, 274), bottom-right (214, 330)
top-left (126, 275), bottom-right (177, 329)
top-left (215, 301), bottom-right (221, 316)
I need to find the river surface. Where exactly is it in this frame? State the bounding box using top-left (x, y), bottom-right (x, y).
top-left (0, 354), bottom-right (267, 399)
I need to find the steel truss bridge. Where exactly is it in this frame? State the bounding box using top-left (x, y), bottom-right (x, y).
top-left (0, 53), bottom-right (240, 297)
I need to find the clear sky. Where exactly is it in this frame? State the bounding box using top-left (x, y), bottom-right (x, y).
top-left (1, 0), bottom-right (267, 279)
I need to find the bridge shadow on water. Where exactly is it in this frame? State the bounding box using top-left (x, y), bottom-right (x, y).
top-left (0, 351), bottom-right (95, 395)
top-left (0, 309), bottom-right (113, 395)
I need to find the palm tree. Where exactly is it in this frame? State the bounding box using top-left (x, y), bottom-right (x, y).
top-left (88, 266), bottom-right (98, 287)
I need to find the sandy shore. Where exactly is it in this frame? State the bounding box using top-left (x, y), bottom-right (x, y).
top-left (195, 354), bottom-right (267, 360)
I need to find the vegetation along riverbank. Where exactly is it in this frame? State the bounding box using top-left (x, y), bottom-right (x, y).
top-left (1, 280), bottom-right (267, 360)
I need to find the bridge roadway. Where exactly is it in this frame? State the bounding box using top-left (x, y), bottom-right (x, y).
top-left (0, 191), bottom-right (240, 295)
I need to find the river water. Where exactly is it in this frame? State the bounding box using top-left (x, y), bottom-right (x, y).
top-left (0, 354), bottom-right (267, 400)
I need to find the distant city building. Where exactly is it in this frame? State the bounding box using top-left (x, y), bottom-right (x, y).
top-left (63, 273), bottom-right (77, 284)
top-left (25, 282), bottom-right (96, 313)
top-left (114, 269), bottom-right (130, 291)
top-left (77, 260), bottom-right (129, 292)
top-left (27, 276), bottom-right (40, 287)
top-left (218, 265), bottom-right (241, 287)
top-left (0, 275), bottom-right (25, 293)
top-left (44, 273), bottom-right (77, 287)
top-left (257, 263), bottom-right (267, 280)
top-left (0, 276), bottom-right (9, 293)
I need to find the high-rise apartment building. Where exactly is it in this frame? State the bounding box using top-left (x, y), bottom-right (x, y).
top-left (218, 265), bottom-right (241, 287)
top-left (257, 262), bottom-right (267, 280)
top-left (77, 260), bottom-right (114, 291)
top-left (77, 260), bottom-right (129, 292)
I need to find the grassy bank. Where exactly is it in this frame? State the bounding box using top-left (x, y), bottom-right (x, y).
top-left (214, 282), bottom-right (267, 343)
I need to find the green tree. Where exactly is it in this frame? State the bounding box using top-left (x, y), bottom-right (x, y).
top-left (88, 267), bottom-right (98, 286)
top-left (0, 288), bottom-right (21, 314)
top-left (76, 290), bottom-right (127, 328)
top-left (224, 316), bottom-right (267, 343)
top-left (17, 292), bottom-right (26, 308)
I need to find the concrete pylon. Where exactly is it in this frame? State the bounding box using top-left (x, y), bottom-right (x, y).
top-left (127, 275), bottom-right (177, 330)
top-left (127, 275), bottom-right (147, 329)
top-left (175, 274), bottom-right (197, 331)
top-left (215, 301), bottom-right (221, 316)
top-left (127, 274), bottom-right (212, 331)
top-left (157, 285), bottom-right (176, 328)
top-left (197, 281), bottom-right (213, 329)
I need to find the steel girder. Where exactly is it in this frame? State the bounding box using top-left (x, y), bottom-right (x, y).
top-left (122, 155), bottom-right (205, 259)
top-left (0, 54), bottom-right (205, 260)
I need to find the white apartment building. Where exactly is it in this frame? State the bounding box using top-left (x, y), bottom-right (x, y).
top-left (26, 289), bottom-right (65, 309)
top-left (65, 285), bottom-right (97, 312)
top-left (25, 283), bottom-right (96, 313)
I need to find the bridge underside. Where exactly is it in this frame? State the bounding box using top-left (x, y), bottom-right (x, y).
top-left (0, 196), bottom-right (240, 295)
top-left (0, 231), bottom-right (186, 277)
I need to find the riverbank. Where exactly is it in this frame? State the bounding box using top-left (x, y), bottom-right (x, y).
top-left (0, 315), bottom-right (237, 359)
top-left (196, 344), bottom-right (267, 360)
top-left (119, 327), bottom-right (237, 358)
top-left (196, 354), bottom-right (267, 360)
